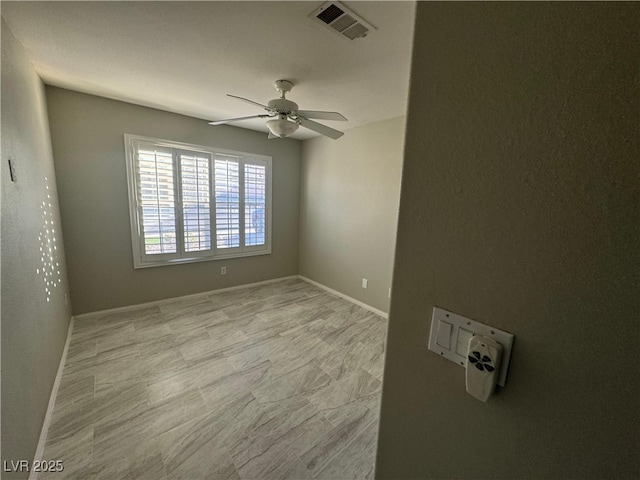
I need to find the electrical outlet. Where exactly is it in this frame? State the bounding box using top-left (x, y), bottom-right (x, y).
top-left (64, 292), bottom-right (69, 306)
top-left (362, 278), bottom-right (368, 289)
top-left (221, 266), bottom-right (227, 275)
top-left (388, 287), bottom-right (391, 298)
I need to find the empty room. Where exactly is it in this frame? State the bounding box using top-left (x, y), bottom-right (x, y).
top-left (2, 2), bottom-right (638, 480)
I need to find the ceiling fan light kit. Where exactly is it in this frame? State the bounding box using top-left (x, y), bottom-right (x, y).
top-left (267, 115), bottom-right (299, 138)
top-left (209, 79), bottom-right (347, 140)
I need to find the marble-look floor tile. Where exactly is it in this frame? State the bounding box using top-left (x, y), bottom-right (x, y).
top-left (320, 316), bottom-right (383, 349)
top-left (235, 446), bottom-right (313, 480)
top-left (337, 367), bottom-right (382, 404)
top-left (47, 381), bottom-right (149, 444)
top-left (166, 310), bottom-right (227, 334)
top-left (40, 426), bottom-right (93, 480)
top-left (269, 338), bottom-right (334, 377)
top-left (42, 278), bottom-right (387, 480)
top-left (300, 407), bottom-right (377, 477)
top-left (224, 335), bottom-right (288, 372)
top-left (157, 392), bottom-right (267, 478)
top-left (133, 319), bottom-right (173, 342)
top-left (307, 379), bottom-right (375, 427)
top-left (199, 359), bottom-right (272, 407)
top-left (279, 307), bottom-right (352, 339)
top-left (317, 341), bottom-right (377, 382)
top-left (95, 322), bottom-right (137, 354)
top-left (92, 389), bottom-right (206, 462)
top-left (93, 441), bottom-right (167, 480)
top-left (229, 399), bottom-right (332, 477)
top-left (296, 292), bottom-right (355, 313)
top-left (65, 339), bottom-right (97, 364)
top-left (63, 343), bottom-right (139, 380)
top-left (252, 361), bottom-right (332, 412)
top-left (313, 414), bottom-right (379, 480)
top-left (145, 355), bottom-right (236, 404)
top-left (136, 337), bottom-right (187, 375)
top-left (54, 375), bottom-right (95, 408)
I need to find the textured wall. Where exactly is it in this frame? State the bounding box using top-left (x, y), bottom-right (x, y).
top-left (300, 117), bottom-right (405, 313)
top-left (46, 88), bottom-right (301, 314)
top-left (377, 3), bottom-right (639, 479)
top-left (1, 22), bottom-right (72, 479)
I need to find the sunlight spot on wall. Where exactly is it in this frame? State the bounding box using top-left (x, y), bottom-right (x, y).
top-left (37, 177), bottom-right (62, 303)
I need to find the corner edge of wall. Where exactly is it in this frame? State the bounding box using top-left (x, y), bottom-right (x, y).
top-left (29, 315), bottom-right (74, 480)
top-left (298, 275), bottom-right (389, 319)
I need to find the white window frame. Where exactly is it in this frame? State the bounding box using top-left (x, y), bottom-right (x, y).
top-left (124, 134), bottom-right (272, 269)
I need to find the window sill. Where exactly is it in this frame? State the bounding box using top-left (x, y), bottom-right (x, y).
top-left (133, 248), bottom-right (271, 269)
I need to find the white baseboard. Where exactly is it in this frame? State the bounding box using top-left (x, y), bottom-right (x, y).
top-left (29, 316), bottom-right (74, 480)
top-left (298, 275), bottom-right (388, 319)
top-left (74, 275), bottom-right (299, 321)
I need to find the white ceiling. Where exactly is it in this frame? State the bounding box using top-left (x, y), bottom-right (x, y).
top-left (2, 1), bottom-right (415, 140)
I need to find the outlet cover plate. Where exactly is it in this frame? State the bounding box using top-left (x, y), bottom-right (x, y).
top-left (428, 307), bottom-right (514, 386)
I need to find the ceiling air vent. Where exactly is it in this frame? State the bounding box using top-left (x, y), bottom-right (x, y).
top-left (310, 1), bottom-right (376, 41)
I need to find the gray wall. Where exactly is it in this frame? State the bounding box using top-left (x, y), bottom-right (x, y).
top-left (46, 87), bottom-right (301, 314)
top-left (300, 116), bottom-right (405, 313)
top-left (377, 3), bottom-right (639, 479)
top-left (1, 22), bottom-right (72, 479)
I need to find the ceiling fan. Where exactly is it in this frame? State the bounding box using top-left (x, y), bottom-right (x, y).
top-left (209, 80), bottom-right (347, 140)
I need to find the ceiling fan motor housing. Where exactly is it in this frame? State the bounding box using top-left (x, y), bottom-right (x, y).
top-left (267, 98), bottom-right (299, 115)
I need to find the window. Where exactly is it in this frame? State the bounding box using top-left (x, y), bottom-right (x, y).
top-left (125, 135), bottom-right (271, 268)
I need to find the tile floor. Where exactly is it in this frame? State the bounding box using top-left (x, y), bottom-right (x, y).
top-left (40, 278), bottom-right (387, 480)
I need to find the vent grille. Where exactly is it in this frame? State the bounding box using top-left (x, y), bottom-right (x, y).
top-left (330, 14), bottom-right (356, 33)
top-left (310, 1), bottom-right (375, 41)
top-left (342, 22), bottom-right (368, 40)
top-left (316, 3), bottom-right (344, 24)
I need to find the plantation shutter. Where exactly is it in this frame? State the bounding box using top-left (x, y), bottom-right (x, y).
top-left (135, 143), bottom-right (178, 258)
top-left (214, 156), bottom-right (241, 249)
top-left (179, 151), bottom-right (212, 254)
top-left (244, 162), bottom-right (267, 247)
top-left (126, 135), bottom-right (271, 268)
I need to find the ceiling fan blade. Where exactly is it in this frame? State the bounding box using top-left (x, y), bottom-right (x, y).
top-left (209, 114), bottom-right (271, 125)
top-left (297, 110), bottom-right (347, 121)
top-left (227, 94), bottom-right (270, 110)
top-left (297, 116), bottom-right (344, 140)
